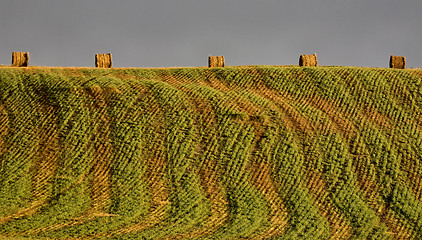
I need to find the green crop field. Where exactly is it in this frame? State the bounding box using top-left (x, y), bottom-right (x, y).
top-left (0, 65), bottom-right (421, 239)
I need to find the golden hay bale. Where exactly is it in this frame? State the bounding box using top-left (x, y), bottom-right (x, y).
top-left (390, 55), bottom-right (406, 69)
top-left (12, 52), bottom-right (29, 67)
top-left (208, 56), bottom-right (225, 68)
top-left (95, 53), bottom-right (112, 68)
top-left (299, 53), bottom-right (318, 67)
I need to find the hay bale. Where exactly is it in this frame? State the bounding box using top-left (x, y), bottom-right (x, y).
top-left (12, 52), bottom-right (29, 67)
top-left (299, 53), bottom-right (318, 67)
top-left (95, 53), bottom-right (112, 68)
top-left (208, 56), bottom-right (225, 68)
top-left (390, 55), bottom-right (406, 69)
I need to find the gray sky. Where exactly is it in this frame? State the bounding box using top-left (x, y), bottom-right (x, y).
top-left (1, 0), bottom-right (421, 68)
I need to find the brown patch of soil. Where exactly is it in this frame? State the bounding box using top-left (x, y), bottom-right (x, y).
top-left (379, 209), bottom-right (415, 239)
top-left (247, 161), bottom-right (288, 239)
top-left (160, 87), bottom-right (230, 239)
top-left (0, 105), bottom-right (9, 159)
top-left (203, 69), bottom-right (232, 92)
top-left (300, 94), bottom-right (356, 137)
top-left (362, 106), bottom-right (392, 130)
top-left (0, 104), bottom-right (60, 224)
top-left (256, 89), bottom-right (314, 133)
top-left (305, 170), bottom-right (353, 239)
top-left (86, 86), bottom-right (113, 214)
top-left (95, 94), bottom-right (170, 238)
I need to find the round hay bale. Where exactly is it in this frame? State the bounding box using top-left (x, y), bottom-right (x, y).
top-left (209, 56), bottom-right (225, 68)
top-left (96, 53), bottom-right (112, 68)
top-left (218, 56), bottom-right (225, 67)
top-left (390, 56), bottom-right (406, 69)
top-left (299, 53), bottom-right (318, 67)
top-left (12, 52), bottom-right (29, 67)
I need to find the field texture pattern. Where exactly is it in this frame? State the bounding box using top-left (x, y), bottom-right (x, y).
top-left (0, 66), bottom-right (421, 239)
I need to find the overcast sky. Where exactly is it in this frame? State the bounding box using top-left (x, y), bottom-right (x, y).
top-left (0, 0), bottom-right (421, 68)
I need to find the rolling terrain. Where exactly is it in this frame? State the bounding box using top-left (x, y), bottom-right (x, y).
top-left (0, 66), bottom-right (421, 239)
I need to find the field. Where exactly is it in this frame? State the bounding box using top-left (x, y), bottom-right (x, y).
top-left (0, 66), bottom-right (421, 239)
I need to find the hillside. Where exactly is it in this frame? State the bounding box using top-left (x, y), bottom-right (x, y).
top-left (0, 66), bottom-right (421, 239)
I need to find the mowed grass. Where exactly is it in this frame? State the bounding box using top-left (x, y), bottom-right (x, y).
top-left (0, 66), bottom-right (421, 239)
